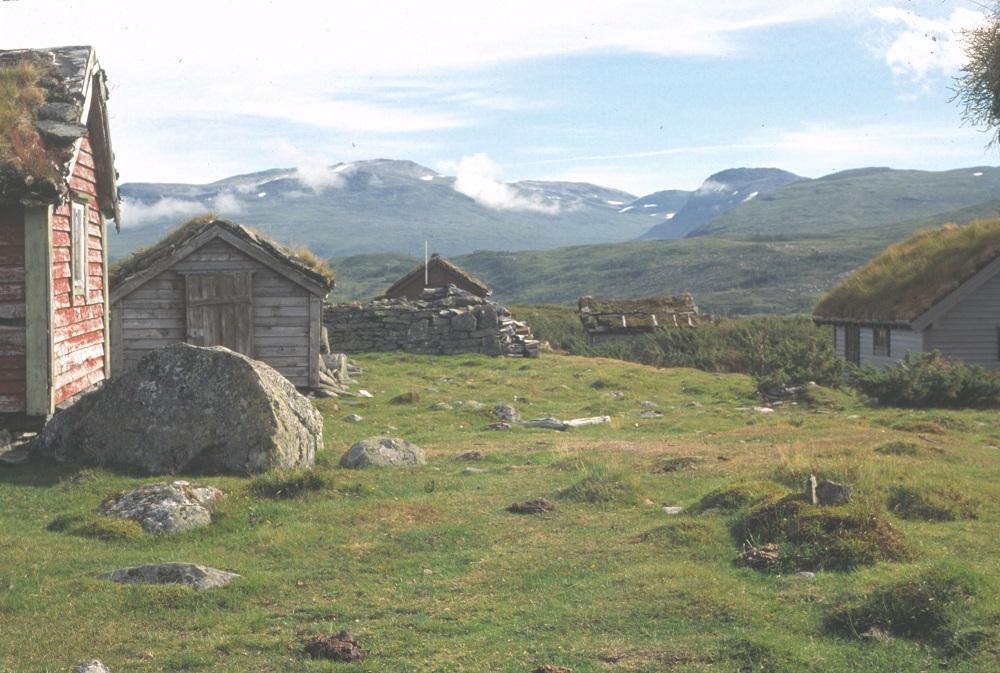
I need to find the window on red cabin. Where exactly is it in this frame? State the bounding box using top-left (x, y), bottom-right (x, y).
top-left (71, 201), bottom-right (88, 297)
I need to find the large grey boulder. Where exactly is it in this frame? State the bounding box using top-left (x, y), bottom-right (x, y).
top-left (100, 481), bottom-right (224, 534)
top-left (31, 344), bottom-right (323, 474)
top-left (340, 437), bottom-right (425, 468)
top-left (99, 563), bottom-right (239, 591)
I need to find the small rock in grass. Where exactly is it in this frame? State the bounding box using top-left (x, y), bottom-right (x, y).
top-left (533, 666), bottom-right (573, 673)
top-left (607, 391), bottom-right (626, 399)
top-left (662, 506), bottom-right (683, 515)
top-left (735, 543), bottom-right (780, 569)
top-left (431, 402), bottom-right (453, 411)
top-left (638, 411), bottom-right (663, 419)
top-left (343, 414), bottom-right (363, 423)
top-left (464, 400), bottom-right (485, 411)
top-left (507, 498), bottom-right (555, 514)
top-left (639, 400), bottom-right (659, 408)
top-left (861, 626), bottom-right (893, 643)
top-left (686, 401), bottom-right (703, 408)
top-left (99, 481), bottom-right (224, 534)
top-left (494, 404), bottom-right (520, 422)
top-left (753, 406), bottom-right (775, 414)
top-left (806, 474), bottom-right (852, 506)
top-left (486, 422), bottom-right (512, 431)
top-left (463, 467), bottom-right (488, 475)
top-left (99, 562), bottom-right (239, 591)
top-left (797, 571), bottom-right (816, 578)
top-left (459, 451), bottom-right (485, 460)
top-left (340, 437), bottom-right (425, 468)
top-left (73, 663), bottom-right (112, 673)
top-left (303, 630), bottom-right (366, 662)
top-left (357, 389), bottom-right (374, 398)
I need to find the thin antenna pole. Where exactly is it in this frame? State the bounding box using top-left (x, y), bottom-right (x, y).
top-left (424, 240), bottom-right (429, 286)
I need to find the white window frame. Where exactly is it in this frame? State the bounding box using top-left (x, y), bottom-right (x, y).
top-left (71, 201), bottom-right (88, 298)
top-left (873, 326), bottom-right (891, 358)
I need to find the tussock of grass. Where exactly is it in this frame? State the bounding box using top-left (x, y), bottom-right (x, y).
top-left (814, 218), bottom-right (1000, 321)
top-left (390, 391), bottom-right (421, 405)
top-left (249, 469), bottom-right (332, 499)
top-left (289, 245), bottom-right (335, 283)
top-left (731, 494), bottom-right (908, 571)
top-left (556, 466), bottom-right (640, 506)
top-left (690, 481), bottom-right (784, 514)
top-left (638, 520), bottom-right (717, 547)
top-left (875, 441), bottom-right (920, 456)
top-left (651, 456), bottom-right (701, 473)
top-left (888, 485), bottom-right (979, 522)
top-left (46, 513), bottom-right (144, 541)
top-left (825, 563), bottom-right (986, 648)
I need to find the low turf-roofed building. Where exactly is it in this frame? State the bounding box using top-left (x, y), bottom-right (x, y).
top-left (813, 219), bottom-right (1000, 368)
top-left (110, 217), bottom-right (334, 388)
top-left (578, 295), bottom-right (699, 347)
top-left (384, 253), bottom-right (491, 300)
top-left (0, 46), bottom-right (119, 426)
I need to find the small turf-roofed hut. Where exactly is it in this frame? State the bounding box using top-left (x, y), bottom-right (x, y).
top-left (0, 46), bottom-right (120, 425)
top-left (384, 253), bottom-right (491, 300)
top-left (578, 295), bottom-right (699, 347)
top-left (813, 219), bottom-right (1000, 369)
top-left (110, 218), bottom-right (334, 387)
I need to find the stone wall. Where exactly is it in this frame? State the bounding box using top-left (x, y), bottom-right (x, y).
top-left (324, 286), bottom-right (537, 357)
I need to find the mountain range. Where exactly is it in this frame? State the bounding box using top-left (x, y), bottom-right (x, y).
top-left (113, 159), bottom-right (1000, 314)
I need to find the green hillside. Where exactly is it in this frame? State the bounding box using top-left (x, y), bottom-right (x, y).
top-left (330, 200), bottom-right (1000, 315)
top-left (689, 166), bottom-right (1000, 239)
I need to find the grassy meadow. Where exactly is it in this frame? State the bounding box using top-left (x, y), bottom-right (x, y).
top-left (1, 351), bottom-right (998, 672)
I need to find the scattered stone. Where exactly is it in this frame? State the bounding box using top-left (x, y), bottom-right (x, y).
top-left (99, 563), bottom-right (239, 591)
top-left (607, 391), bottom-right (626, 399)
top-left (343, 414), bottom-right (363, 423)
top-left (686, 401), bottom-right (704, 408)
top-left (0, 448), bottom-right (30, 465)
top-left (861, 626), bottom-right (894, 643)
top-left (486, 422), bottom-right (512, 431)
top-left (431, 402), bottom-right (454, 411)
top-left (507, 498), bottom-right (556, 514)
top-left (806, 475), bottom-right (853, 506)
top-left (662, 506), bottom-right (683, 515)
top-left (639, 400), bottom-right (659, 408)
top-left (533, 666), bottom-right (572, 673)
top-left (73, 662), bottom-right (112, 673)
top-left (735, 543), bottom-right (780, 569)
top-left (797, 571), bottom-right (816, 579)
top-left (463, 400), bottom-right (485, 411)
top-left (303, 630), bottom-right (366, 662)
top-left (652, 456), bottom-right (700, 473)
top-left (522, 417), bottom-right (568, 430)
top-left (340, 437), bottom-right (426, 468)
top-left (638, 411), bottom-right (663, 419)
top-left (390, 391), bottom-right (421, 404)
top-left (99, 481), bottom-right (224, 534)
top-left (358, 389), bottom-right (374, 398)
top-left (458, 451), bottom-right (485, 461)
top-left (753, 406), bottom-right (775, 414)
top-left (462, 467), bottom-right (488, 475)
top-left (30, 344), bottom-right (323, 474)
top-left (494, 404), bottom-right (520, 422)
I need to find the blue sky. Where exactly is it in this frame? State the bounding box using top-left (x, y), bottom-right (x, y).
top-left (1, 0), bottom-right (995, 195)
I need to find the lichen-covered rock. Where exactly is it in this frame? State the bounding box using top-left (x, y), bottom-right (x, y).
top-left (340, 437), bottom-right (425, 468)
top-left (73, 662), bottom-right (112, 673)
top-left (31, 344), bottom-right (323, 474)
top-left (99, 481), bottom-right (224, 534)
top-left (99, 563), bottom-right (239, 591)
top-left (494, 404), bottom-right (520, 422)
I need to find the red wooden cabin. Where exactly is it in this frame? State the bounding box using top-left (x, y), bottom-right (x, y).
top-left (0, 47), bottom-right (119, 427)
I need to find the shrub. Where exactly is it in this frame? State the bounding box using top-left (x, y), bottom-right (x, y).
top-left (556, 467), bottom-right (640, 506)
top-left (888, 486), bottom-right (979, 522)
top-left (825, 563), bottom-right (983, 646)
top-left (690, 481), bottom-right (784, 514)
top-left (875, 441), bottom-right (920, 456)
top-left (849, 351), bottom-right (1000, 408)
top-left (731, 494), bottom-right (908, 571)
top-left (250, 469), bottom-right (332, 499)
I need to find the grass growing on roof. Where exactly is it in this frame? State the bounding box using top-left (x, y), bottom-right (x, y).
top-left (0, 60), bottom-right (53, 179)
top-left (814, 218), bottom-right (1000, 321)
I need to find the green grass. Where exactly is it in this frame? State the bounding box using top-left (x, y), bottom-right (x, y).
top-left (1, 351), bottom-right (998, 672)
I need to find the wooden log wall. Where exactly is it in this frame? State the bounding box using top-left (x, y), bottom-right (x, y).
top-left (0, 205), bottom-right (26, 413)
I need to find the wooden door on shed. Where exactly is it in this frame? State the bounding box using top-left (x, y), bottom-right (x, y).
top-left (184, 272), bottom-right (255, 357)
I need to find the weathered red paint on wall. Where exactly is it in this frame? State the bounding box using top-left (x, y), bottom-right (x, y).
top-left (0, 204), bottom-right (26, 413)
top-left (52, 136), bottom-right (106, 406)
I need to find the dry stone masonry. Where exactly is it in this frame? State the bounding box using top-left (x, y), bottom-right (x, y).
top-left (325, 285), bottom-right (539, 357)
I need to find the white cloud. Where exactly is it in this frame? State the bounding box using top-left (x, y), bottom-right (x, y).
top-left (210, 192), bottom-right (243, 215)
top-left (871, 6), bottom-right (986, 82)
top-left (118, 197), bottom-right (206, 228)
top-left (451, 153), bottom-right (560, 214)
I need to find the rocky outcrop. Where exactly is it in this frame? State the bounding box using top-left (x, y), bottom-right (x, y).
top-left (340, 437), bottom-right (426, 468)
top-left (99, 563), bottom-right (239, 591)
top-left (31, 344), bottom-right (323, 474)
top-left (99, 481), bottom-right (224, 534)
top-left (325, 285), bottom-right (539, 357)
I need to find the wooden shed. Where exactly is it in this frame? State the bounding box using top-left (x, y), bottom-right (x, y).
top-left (578, 295), bottom-right (700, 347)
top-left (814, 219), bottom-right (1000, 369)
top-left (109, 218), bottom-right (334, 387)
top-left (0, 46), bottom-right (119, 426)
top-left (384, 253), bottom-right (491, 300)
